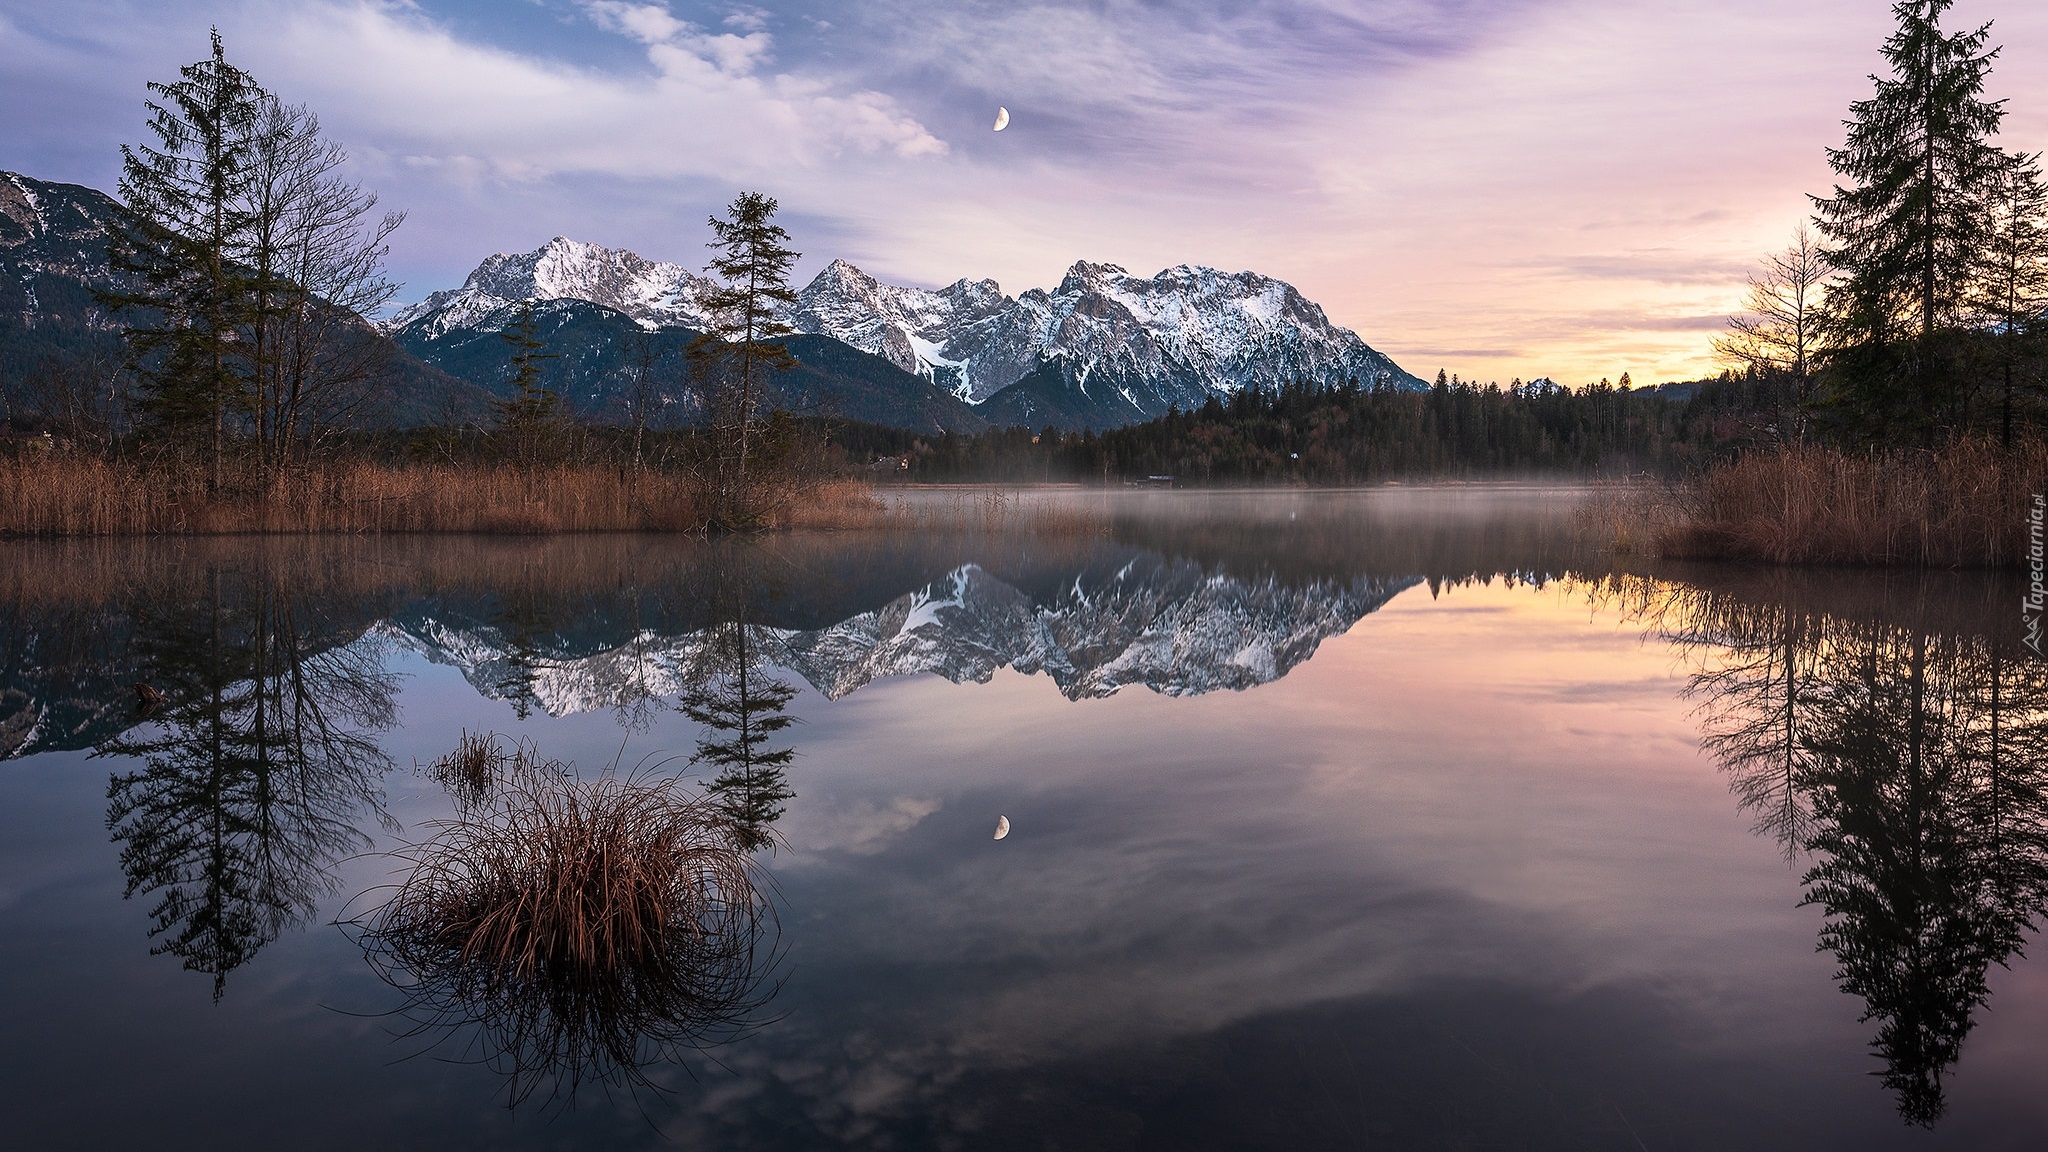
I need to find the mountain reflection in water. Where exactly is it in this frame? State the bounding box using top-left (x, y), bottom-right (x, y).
top-left (2, 490), bottom-right (2046, 1147)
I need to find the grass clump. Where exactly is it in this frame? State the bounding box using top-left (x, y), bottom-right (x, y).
top-left (424, 730), bottom-right (511, 811)
top-left (359, 744), bottom-right (778, 1109)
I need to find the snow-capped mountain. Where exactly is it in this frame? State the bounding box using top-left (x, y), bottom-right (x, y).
top-left (1, 170), bottom-right (127, 321)
top-left (788, 257), bottom-right (1421, 409)
top-left (393, 237), bottom-right (1422, 427)
top-left (389, 236), bottom-right (720, 337)
top-left (385, 558), bottom-right (1417, 716)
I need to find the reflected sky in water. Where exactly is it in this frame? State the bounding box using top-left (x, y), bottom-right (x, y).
top-left (1, 490), bottom-right (2045, 1150)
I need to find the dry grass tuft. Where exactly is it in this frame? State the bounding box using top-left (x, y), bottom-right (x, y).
top-left (425, 730), bottom-right (511, 811)
top-left (359, 745), bottom-right (778, 1108)
top-left (772, 478), bottom-right (889, 529)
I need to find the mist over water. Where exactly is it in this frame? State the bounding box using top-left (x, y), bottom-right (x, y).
top-left (2, 488), bottom-right (2044, 1150)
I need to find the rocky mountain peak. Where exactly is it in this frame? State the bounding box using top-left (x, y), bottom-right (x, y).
top-left (787, 256), bottom-right (1422, 418)
top-left (393, 236), bottom-right (1423, 427)
top-left (390, 236), bottom-right (717, 336)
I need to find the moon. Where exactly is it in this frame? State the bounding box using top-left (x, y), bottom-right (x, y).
top-left (993, 107), bottom-right (1010, 131)
top-left (993, 815), bottom-right (1010, 840)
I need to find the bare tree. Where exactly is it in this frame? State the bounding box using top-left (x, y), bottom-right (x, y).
top-left (16, 351), bottom-right (128, 449)
top-left (240, 96), bottom-right (404, 476)
top-left (1714, 226), bottom-right (1830, 441)
top-left (614, 328), bottom-right (669, 474)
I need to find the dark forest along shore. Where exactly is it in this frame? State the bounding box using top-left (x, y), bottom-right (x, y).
top-left (2, 491), bottom-right (2046, 1149)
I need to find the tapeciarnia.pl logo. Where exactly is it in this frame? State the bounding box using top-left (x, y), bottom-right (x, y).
top-left (2028, 493), bottom-right (2045, 658)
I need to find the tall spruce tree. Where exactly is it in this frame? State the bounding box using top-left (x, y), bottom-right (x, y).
top-left (690, 192), bottom-right (799, 528)
top-left (105, 30), bottom-right (267, 489)
top-left (489, 305), bottom-right (565, 467)
top-left (1978, 151), bottom-right (2048, 446)
top-left (1811, 0), bottom-right (2007, 441)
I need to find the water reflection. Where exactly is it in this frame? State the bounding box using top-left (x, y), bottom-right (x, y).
top-left (359, 744), bottom-right (780, 1111)
top-left (1622, 572), bottom-right (2048, 1125)
top-left (683, 614), bottom-right (801, 853)
top-left (97, 568), bottom-right (399, 999)
top-left (6, 501), bottom-right (2047, 1141)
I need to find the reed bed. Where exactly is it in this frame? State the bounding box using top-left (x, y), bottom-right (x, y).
top-left (0, 457), bottom-right (888, 536)
top-left (1597, 440), bottom-right (2048, 568)
top-left (358, 745), bottom-right (778, 1108)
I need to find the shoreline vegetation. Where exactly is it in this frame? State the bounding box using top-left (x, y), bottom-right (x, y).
top-left (0, 455), bottom-right (1125, 537)
top-left (1591, 440), bottom-right (2048, 569)
top-left (10, 9), bottom-right (2048, 571)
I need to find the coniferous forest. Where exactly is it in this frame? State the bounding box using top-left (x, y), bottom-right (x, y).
top-left (833, 372), bottom-right (1782, 484)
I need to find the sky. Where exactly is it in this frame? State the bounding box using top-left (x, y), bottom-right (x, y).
top-left (4, 0), bottom-right (2048, 387)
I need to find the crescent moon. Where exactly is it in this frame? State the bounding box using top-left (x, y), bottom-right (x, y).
top-left (993, 815), bottom-right (1010, 840)
top-left (993, 107), bottom-right (1010, 132)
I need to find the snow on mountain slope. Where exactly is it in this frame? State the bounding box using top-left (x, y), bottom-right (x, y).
top-left (390, 237), bottom-right (719, 336)
top-left (1, 170), bottom-right (128, 308)
top-left (788, 258), bottom-right (1422, 404)
top-left (396, 238), bottom-right (1421, 410)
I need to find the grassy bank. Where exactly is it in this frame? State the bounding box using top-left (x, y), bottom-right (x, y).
top-left (1593, 440), bottom-right (2048, 568)
top-left (0, 456), bottom-right (887, 535)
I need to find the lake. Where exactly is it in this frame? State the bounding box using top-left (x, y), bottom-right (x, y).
top-left (2, 487), bottom-right (2044, 1150)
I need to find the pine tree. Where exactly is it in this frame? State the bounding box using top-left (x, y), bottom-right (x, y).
top-left (1811, 0), bottom-right (2007, 440)
top-left (103, 29), bottom-right (267, 489)
top-left (690, 192), bottom-right (800, 527)
top-left (1978, 150), bottom-right (2048, 447)
top-left (489, 305), bottom-right (564, 467)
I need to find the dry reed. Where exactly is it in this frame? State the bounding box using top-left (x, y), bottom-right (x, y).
top-left (424, 730), bottom-right (511, 812)
top-left (1601, 440), bottom-right (2048, 568)
top-left (0, 457), bottom-right (893, 536)
top-left (358, 744), bottom-right (778, 1108)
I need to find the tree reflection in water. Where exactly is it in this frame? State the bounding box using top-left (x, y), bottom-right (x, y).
top-left (98, 569), bottom-right (399, 1000)
top-left (681, 619), bottom-right (798, 854)
top-left (1617, 573), bottom-right (2048, 1125)
top-left (677, 551), bottom-right (800, 854)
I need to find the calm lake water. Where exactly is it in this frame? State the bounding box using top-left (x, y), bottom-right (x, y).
top-left (3, 488), bottom-right (2045, 1150)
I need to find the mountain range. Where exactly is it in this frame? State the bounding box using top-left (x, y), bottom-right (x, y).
top-left (0, 171), bottom-right (982, 433)
top-left (4, 167), bottom-right (1424, 434)
top-left (394, 236), bottom-right (1424, 430)
top-left (1, 170), bottom-right (489, 426)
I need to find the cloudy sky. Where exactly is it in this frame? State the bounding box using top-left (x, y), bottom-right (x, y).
top-left (5, 0), bottom-right (2047, 385)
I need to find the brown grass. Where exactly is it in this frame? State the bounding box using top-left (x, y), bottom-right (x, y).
top-left (360, 744), bottom-right (777, 1108)
top-left (425, 729), bottom-right (510, 811)
top-left (0, 457), bottom-right (891, 536)
top-left (1597, 440), bottom-right (2048, 568)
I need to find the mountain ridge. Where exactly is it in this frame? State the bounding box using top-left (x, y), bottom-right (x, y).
top-left (400, 237), bottom-right (1426, 429)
